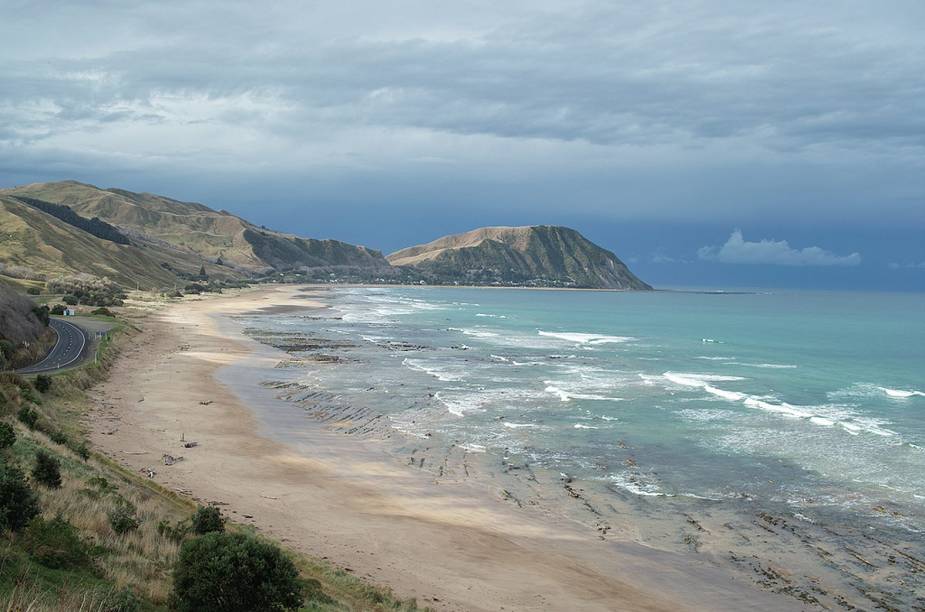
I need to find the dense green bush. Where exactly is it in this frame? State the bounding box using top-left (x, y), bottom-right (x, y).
top-left (17, 406), bottom-right (38, 429)
top-left (73, 440), bottom-right (91, 461)
top-left (0, 462), bottom-right (40, 531)
top-left (26, 287), bottom-right (41, 295)
top-left (62, 295), bottom-right (79, 306)
top-left (34, 374), bottom-right (52, 393)
top-left (157, 518), bottom-right (190, 543)
top-left (190, 505), bottom-right (224, 534)
top-left (50, 304), bottom-right (66, 315)
top-left (91, 307), bottom-right (115, 317)
top-left (103, 588), bottom-right (142, 612)
top-left (108, 501), bottom-right (140, 534)
top-left (49, 430), bottom-right (68, 446)
top-left (33, 450), bottom-right (62, 488)
top-left (31, 305), bottom-right (50, 326)
top-left (0, 422), bottom-right (15, 449)
top-left (21, 516), bottom-right (90, 569)
top-left (171, 532), bottom-right (304, 612)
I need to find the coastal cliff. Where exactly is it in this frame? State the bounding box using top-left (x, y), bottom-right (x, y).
top-left (388, 225), bottom-right (651, 289)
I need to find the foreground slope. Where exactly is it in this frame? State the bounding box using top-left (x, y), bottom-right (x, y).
top-left (388, 225), bottom-right (651, 289)
top-left (1, 181), bottom-right (390, 278)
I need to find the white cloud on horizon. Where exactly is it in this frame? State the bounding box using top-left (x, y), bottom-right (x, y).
top-left (698, 230), bottom-right (861, 267)
top-left (888, 261), bottom-right (925, 270)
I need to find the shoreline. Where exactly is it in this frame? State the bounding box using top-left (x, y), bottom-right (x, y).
top-left (88, 284), bottom-right (793, 611)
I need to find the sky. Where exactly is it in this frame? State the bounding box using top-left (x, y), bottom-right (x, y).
top-left (1, 0), bottom-right (923, 291)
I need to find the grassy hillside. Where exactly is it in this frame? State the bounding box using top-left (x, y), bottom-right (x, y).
top-left (389, 225), bottom-right (651, 289)
top-left (2, 181), bottom-right (390, 276)
top-left (0, 196), bottom-right (227, 289)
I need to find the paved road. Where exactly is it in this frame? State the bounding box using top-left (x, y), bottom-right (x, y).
top-left (17, 318), bottom-right (88, 374)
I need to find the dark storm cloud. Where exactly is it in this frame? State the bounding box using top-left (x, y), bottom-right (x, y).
top-left (0, 0), bottom-right (923, 246)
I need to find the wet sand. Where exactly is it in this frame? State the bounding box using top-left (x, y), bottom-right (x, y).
top-left (88, 285), bottom-right (793, 611)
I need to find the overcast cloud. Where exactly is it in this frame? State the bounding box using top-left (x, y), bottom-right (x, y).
top-left (1, 0), bottom-right (923, 288)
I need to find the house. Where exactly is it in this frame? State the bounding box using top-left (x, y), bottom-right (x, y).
top-left (63, 307), bottom-right (76, 316)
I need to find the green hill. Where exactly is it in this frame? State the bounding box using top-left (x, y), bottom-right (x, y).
top-left (2, 181), bottom-right (389, 273)
top-left (388, 225), bottom-right (651, 289)
top-left (0, 182), bottom-right (391, 288)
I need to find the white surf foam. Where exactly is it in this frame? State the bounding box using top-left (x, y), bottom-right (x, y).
top-left (573, 423), bottom-right (599, 429)
top-left (664, 373), bottom-right (899, 437)
top-left (879, 387), bottom-right (925, 399)
top-left (476, 313), bottom-right (507, 319)
top-left (544, 384), bottom-right (624, 403)
top-left (538, 331), bottom-right (634, 345)
top-left (503, 422), bottom-right (537, 429)
top-left (459, 328), bottom-right (500, 338)
top-left (402, 358), bottom-right (466, 382)
top-left (609, 473), bottom-right (667, 497)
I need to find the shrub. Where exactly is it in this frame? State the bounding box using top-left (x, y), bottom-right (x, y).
top-left (33, 450), bottom-right (62, 488)
top-left (0, 339), bottom-right (14, 360)
top-left (26, 287), bottom-right (41, 295)
top-left (21, 516), bottom-right (90, 569)
top-left (48, 274), bottom-right (126, 307)
top-left (190, 505), bottom-right (224, 534)
top-left (50, 304), bottom-right (66, 315)
top-left (49, 430), bottom-right (68, 446)
top-left (62, 295), bottom-right (79, 305)
top-left (73, 441), bottom-right (91, 461)
top-left (34, 374), bottom-right (52, 393)
top-left (171, 532), bottom-right (304, 612)
top-left (108, 501), bottom-right (140, 534)
top-left (0, 422), bottom-right (14, 449)
top-left (104, 588), bottom-right (142, 612)
top-left (0, 462), bottom-right (40, 531)
top-left (157, 518), bottom-right (190, 543)
top-left (91, 307), bottom-right (115, 317)
top-left (17, 406), bottom-right (38, 429)
top-left (32, 305), bottom-right (50, 326)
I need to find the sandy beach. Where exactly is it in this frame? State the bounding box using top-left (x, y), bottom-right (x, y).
top-left (87, 285), bottom-right (792, 611)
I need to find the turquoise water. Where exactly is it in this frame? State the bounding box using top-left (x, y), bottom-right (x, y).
top-left (250, 287), bottom-right (925, 529)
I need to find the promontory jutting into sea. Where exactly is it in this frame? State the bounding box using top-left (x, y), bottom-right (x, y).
top-left (2, 3), bottom-right (923, 610)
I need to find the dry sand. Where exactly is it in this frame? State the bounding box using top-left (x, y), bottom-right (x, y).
top-left (88, 285), bottom-right (790, 611)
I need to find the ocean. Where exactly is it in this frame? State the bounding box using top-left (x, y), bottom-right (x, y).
top-left (235, 285), bottom-right (925, 605)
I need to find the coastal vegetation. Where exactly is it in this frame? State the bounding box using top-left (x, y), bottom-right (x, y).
top-left (0, 291), bottom-right (425, 611)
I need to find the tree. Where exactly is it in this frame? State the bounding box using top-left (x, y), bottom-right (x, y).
top-left (34, 374), bottom-right (52, 393)
top-left (108, 501), bottom-right (140, 534)
top-left (32, 450), bottom-right (62, 488)
top-left (17, 406), bottom-right (38, 429)
top-left (62, 295), bottom-right (78, 305)
top-left (31, 305), bottom-right (50, 326)
top-left (0, 463), bottom-right (40, 531)
top-left (0, 422), bottom-right (15, 449)
top-left (171, 533), bottom-right (303, 612)
top-left (191, 505), bottom-right (224, 534)
top-left (198, 265), bottom-right (208, 280)
top-left (21, 516), bottom-right (90, 569)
